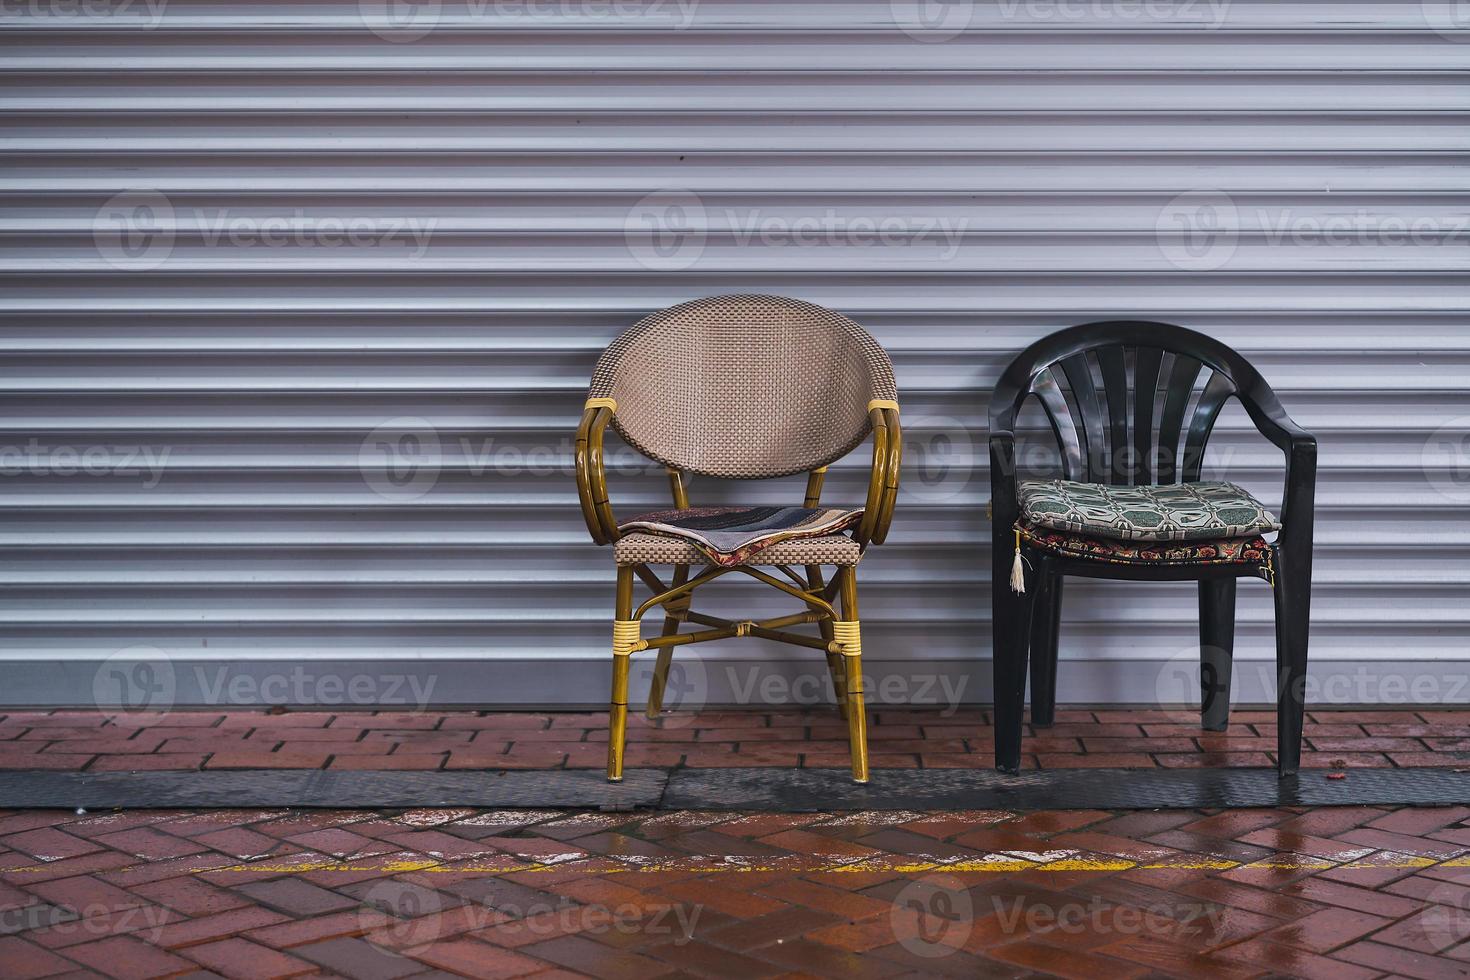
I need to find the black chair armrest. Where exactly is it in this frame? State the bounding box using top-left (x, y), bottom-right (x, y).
top-left (988, 429), bottom-right (1020, 529)
top-left (1237, 396), bottom-right (1317, 546)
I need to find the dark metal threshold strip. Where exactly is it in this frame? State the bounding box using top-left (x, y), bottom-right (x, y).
top-left (3, 766), bottom-right (1470, 812)
top-left (0, 770), bottom-right (664, 811)
top-left (661, 767), bottom-right (1470, 811)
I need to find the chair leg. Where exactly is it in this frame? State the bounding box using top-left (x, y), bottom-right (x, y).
top-left (823, 639), bottom-right (848, 720)
top-left (992, 544), bottom-right (1029, 774)
top-left (1273, 547), bottom-right (1310, 777)
top-left (1027, 560), bottom-right (1062, 728)
top-left (1198, 578), bottom-right (1237, 732)
top-left (834, 566), bottom-right (868, 784)
top-left (607, 566), bottom-right (637, 782)
top-left (808, 564), bottom-right (847, 719)
top-left (645, 565), bottom-right (688, 719)
top-left (645, 647), bottom-right (674, 720)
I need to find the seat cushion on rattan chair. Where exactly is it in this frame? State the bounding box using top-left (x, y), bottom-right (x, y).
top-left (616, 506), bottom-right (864, 567)
top-left (1018, 479), bottom-right (1279, 542)
top-left (614, 532), bottom-right (861, 567)
top-left (1018, 524), bottom-right (1272, 569)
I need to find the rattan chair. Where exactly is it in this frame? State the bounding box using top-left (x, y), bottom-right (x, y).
top-left (575, 295), bottom-right (901, 783)
top-left (990, 321), bottom-right (1316, 776)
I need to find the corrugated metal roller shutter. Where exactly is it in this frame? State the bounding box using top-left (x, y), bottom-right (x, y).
top-left (3, 0), bottom-right (1466, 708)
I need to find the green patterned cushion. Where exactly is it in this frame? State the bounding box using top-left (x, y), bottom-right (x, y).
top-left (1017, 479), bottom-right (1280, 542)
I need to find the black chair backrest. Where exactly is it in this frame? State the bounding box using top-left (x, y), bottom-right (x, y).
top-left (991, 320), bottom-right (1284, 487)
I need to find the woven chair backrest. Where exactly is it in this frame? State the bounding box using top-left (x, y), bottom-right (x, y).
top-left (589, 294), bottom-right (897, 479)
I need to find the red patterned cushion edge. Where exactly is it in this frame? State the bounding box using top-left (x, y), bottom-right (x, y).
top-left (1018, 523), bottom-right (1272, 570)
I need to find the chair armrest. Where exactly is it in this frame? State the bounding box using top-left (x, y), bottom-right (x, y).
top-left (988, 429), bottom-right (1020, 529)
top-left (1276, 430), bottom-right (1317, 560)
top-left (1247, 403), bottom-right (1317, 456)
top-left (858, 405), bottom-right (902, 546)
top-left (1238, 397), bottom-right (1317, 550)
top-left (575, 402), bottom-right (620, 544)
top-left (988, 429), bottom-right (1025, 596)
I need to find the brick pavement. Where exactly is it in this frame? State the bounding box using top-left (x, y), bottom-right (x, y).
top-left (0, 706), bottom-right (1465, 774)
top-left (1, 708), bottom-right (1469, 978)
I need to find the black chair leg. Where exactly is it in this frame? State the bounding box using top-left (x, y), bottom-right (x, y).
top-left (1028, 560), bottom-right (1062, 728)
top-left (1272, 547), bottom-right (1310, 776)
top-left (1198, 578), bottom-right (1236, 732)
top-left (992, 549), bottom-right (1030, 774)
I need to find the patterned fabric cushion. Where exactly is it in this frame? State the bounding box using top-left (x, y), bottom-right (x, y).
top-left (618, 506), bottom-right (863, 567)
top-left (1019, 524), bottom-right (1272, 571)
top-left (614, 532), bottom-right (862, 567)
top-left (1018, 479), bottom-right (1279, 542)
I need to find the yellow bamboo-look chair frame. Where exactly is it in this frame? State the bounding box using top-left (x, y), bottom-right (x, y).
top-left (574, 295), bottom-right (901, 783)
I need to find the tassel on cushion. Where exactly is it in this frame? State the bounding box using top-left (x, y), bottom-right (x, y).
top-left (1010, 528), bottom-right (1027, 594)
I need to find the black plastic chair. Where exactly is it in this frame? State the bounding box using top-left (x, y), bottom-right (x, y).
top-left (989, 321), bottom-right (1317, 776)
